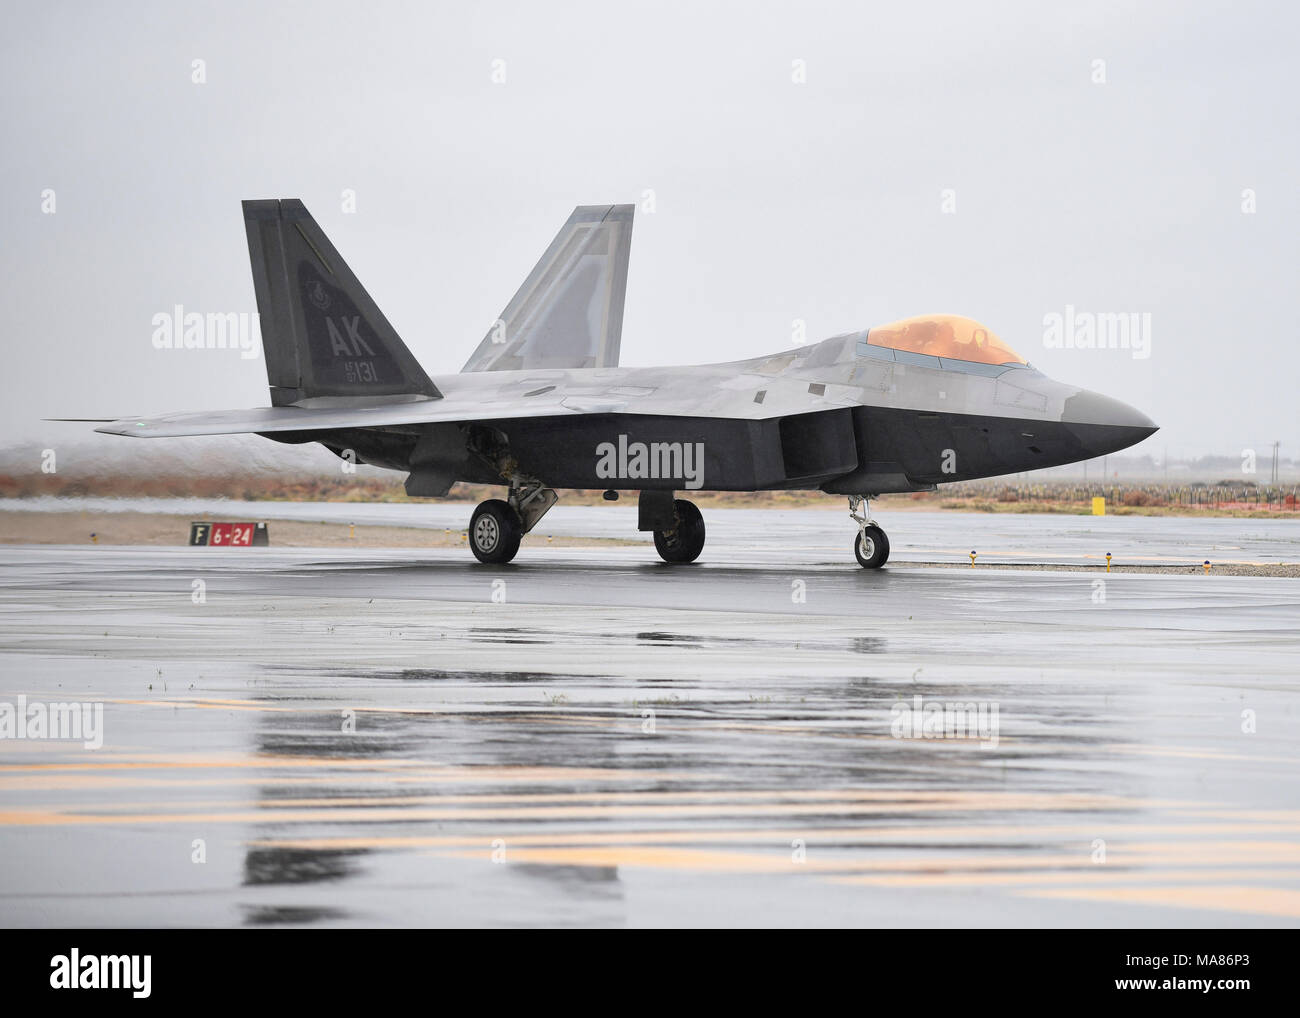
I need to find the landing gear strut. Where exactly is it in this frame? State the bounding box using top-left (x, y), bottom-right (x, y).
top-left (465, 428), bottom-right (557, 565)
top-left (653, 498), bottom-right (706, 564)
top-left (468, 477), bottom-right (558, 564)
top-left (849, 495), bottom-right (889, 569)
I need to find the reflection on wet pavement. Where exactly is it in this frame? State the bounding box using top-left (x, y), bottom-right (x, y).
top-left (0, 540), bottom-right (1298, 927)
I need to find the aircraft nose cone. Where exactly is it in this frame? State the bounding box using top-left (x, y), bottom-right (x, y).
top-left (1063, 389), bottom-right (1157, 431)
top-left (1062, 388), bottom-right (1158, 457)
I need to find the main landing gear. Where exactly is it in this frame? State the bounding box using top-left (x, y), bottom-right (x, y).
top-left (468, 499), bottom-right (522, 564)
top-left (468, 474), bottom-right (558, 565)
top-left (849, 495), bottom-right (889, 569)
top-left (468, 488), bottom-right (707, 566)
top-left (652, 498), bottom-right (706, 564)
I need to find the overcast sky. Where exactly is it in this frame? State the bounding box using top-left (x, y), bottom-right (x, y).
top-left (3, 0), bottom-right (1296, 463)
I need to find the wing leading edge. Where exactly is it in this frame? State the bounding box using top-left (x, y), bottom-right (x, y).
top-left (92, 397), bottom-right (581, 439)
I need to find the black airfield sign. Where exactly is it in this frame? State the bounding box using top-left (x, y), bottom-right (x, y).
top-left (188, 522), bottom-right (269, 547)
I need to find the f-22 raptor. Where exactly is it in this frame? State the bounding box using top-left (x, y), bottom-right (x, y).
top-left (95, 200), bottom-right (1157, 567)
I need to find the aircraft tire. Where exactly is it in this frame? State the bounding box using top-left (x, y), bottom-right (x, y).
top-left (854, 525), bottom-right (889, 568)
top-left (469, 499), bottom-right (523, 564)
top-left (653, 499), bottom-right (706, 564)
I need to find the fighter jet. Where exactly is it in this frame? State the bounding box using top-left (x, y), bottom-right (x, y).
top-left (93, 200), bottom-right (1157, 567)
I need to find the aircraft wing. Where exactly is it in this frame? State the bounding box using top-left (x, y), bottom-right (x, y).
top-left (90, 351), bottom-right (864, 439)
top-left (92, 398), bottom-right (583, 439)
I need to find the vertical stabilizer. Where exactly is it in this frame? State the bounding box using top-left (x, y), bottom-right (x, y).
top-left (243, 199), bottom-right (440, 405)
top-left (461, 204), bottom-right (633, 372)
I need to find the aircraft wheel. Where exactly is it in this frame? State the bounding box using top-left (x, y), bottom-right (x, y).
top-left (854, 525), bottom-right (889, 568)
top-left (469, 499), bottom-right (523, 564)
top-left (654, 499), bottom-right (706, 564)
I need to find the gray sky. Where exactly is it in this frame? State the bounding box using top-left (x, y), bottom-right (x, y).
top-left (3, 0), bottom-right (1296, 462)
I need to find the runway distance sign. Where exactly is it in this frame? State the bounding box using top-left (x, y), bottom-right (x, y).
top-left (189, 521), bottom-right (269, 546)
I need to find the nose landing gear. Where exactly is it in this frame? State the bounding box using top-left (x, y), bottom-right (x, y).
top-left (849, 495), bottom-right (889, 569)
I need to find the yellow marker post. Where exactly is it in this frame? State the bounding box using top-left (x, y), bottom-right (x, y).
top-left (1092, 496), bottom-right (1106, 516)
top-left (1106, 552), bottom-right (1112, 573)
top-left (349, 523), bottom-right (355, 540)
top-left (1203, 560), bottom-right (1211, 574)
top-left (90, 533), bottom-right (97, 544)
top-left (969, 550), bottom-right (977, 568)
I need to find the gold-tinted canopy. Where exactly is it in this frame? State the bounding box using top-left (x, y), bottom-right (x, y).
top-left (865, 315), bottom-right (1027, 366)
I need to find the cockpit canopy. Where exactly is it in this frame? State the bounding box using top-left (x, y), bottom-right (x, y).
top-left (864, 315), bottom-right (1027, 367)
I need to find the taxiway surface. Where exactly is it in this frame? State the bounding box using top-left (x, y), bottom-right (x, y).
top-left (1, 508), bottom-right (1298, 927)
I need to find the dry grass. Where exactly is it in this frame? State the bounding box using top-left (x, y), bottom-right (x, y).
top-left (2, 472), bottom-right (1296, 518)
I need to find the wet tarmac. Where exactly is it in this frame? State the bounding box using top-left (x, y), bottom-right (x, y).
top-left (7, 496), bottom-right (1300, 566)
top-left (1, 508), bottom-right (1298, 927)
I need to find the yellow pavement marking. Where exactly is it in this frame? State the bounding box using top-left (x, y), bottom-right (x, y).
top-left (243, 824), bottom-right (1300, 854)
top-left (833, 868), bottom-right (1300, 890)
top-left (0, 798), bottom-right (1175, 827)
top-left (0, 757), bottom-right (690, 781)
top-left (0, 787), bottom-right (1152, 811)
top-left (1024, 885), bottom-right (1300, 918)
top-left (437, 845), bottom-right (1300, 878)
top-left (1113, 744), bottom-right (1300, 765)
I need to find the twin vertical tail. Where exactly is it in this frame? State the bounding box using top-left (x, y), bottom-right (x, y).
top-left (242, 199), bottom-right (440, 406)
top-left (460, 204), bottom-right (634, 373)
top-left (243, 199), bottom-right (635, 402)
